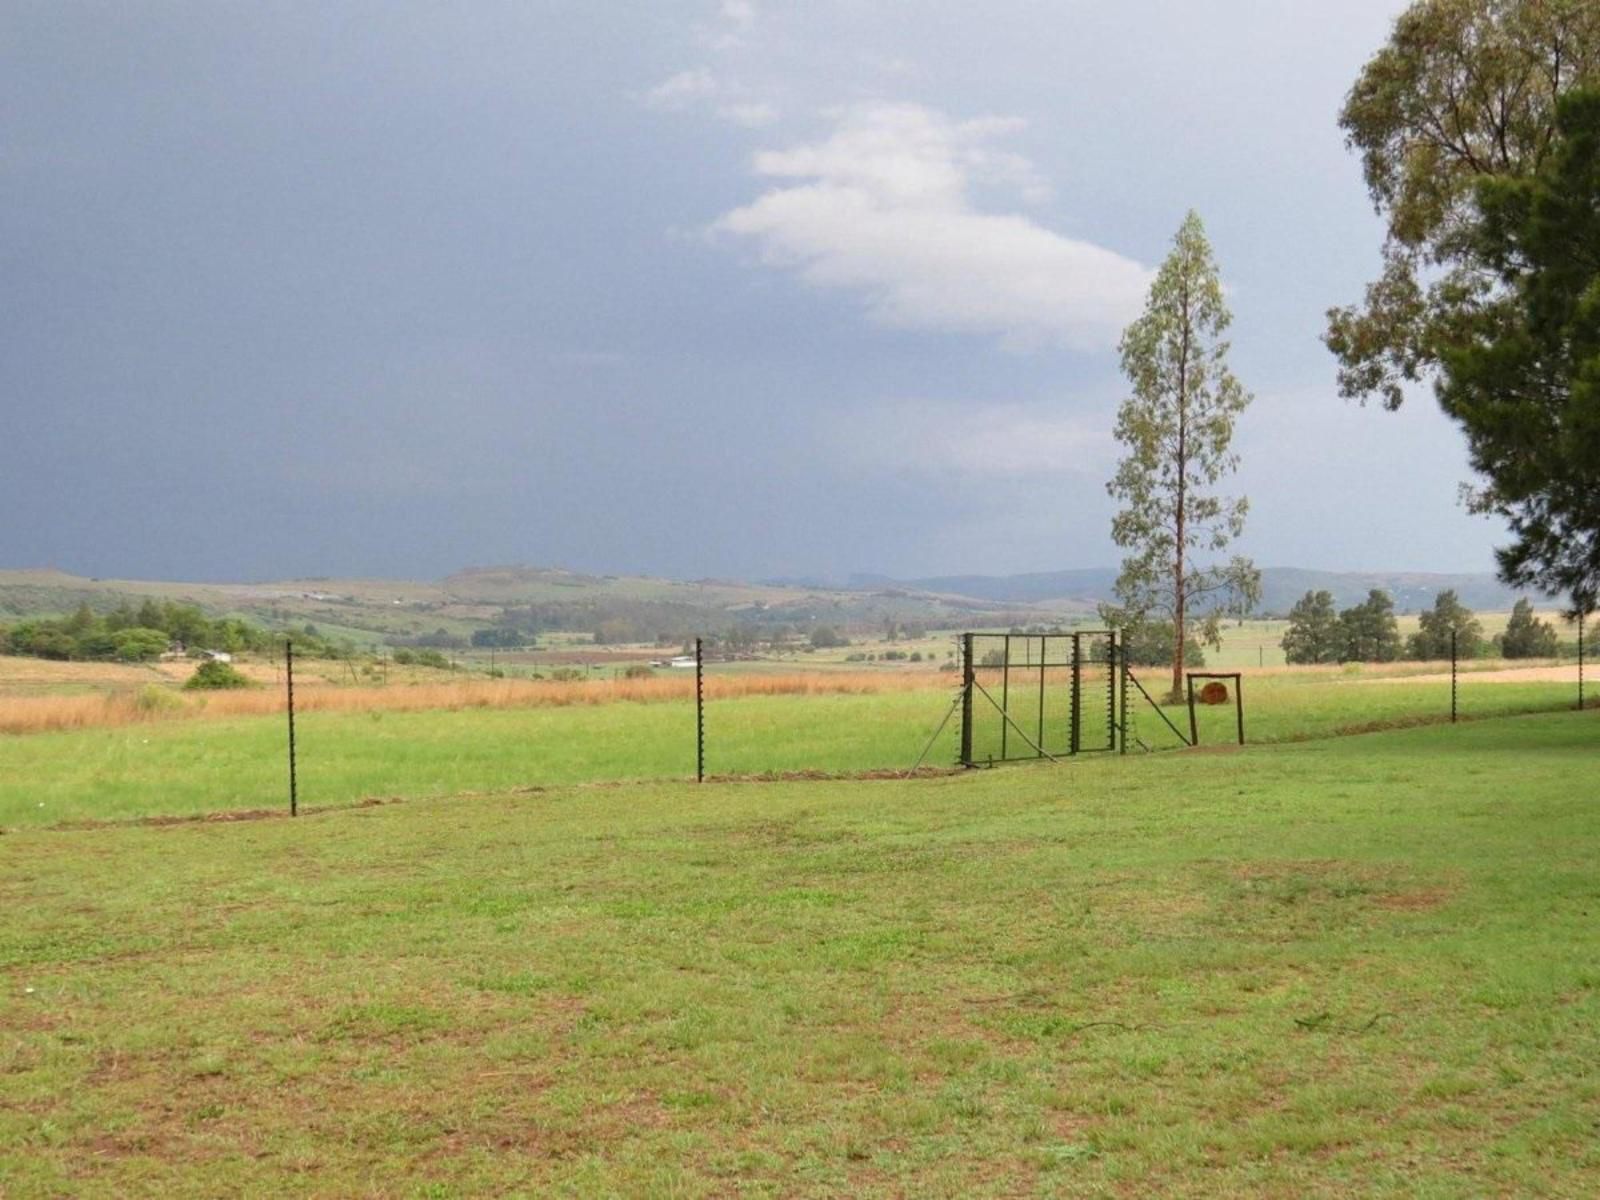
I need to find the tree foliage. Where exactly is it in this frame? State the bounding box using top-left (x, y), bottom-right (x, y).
top-left (1327, 0), bottom-right (1600, 409)
top-left (1338, 589), bottom-right (1404, 663)
top-left (1436, 89), bottom-right (1600, 611)
top-left (1107, 211), bottom-right (1259, 698)
top-left (183, 659), bottom-right (252, 690)
top-left (1113, 617), bottom-right (1207, 670)
top-left (1406, 589), bottom-right (1485, 659)
top-left (1499, 597), bottom-right (1561, 657)
top-left (1281, 590), bottom-right (1342, 664)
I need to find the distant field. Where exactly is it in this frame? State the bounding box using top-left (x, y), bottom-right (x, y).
top-left (3, 713), bottom-right (1597, 1195)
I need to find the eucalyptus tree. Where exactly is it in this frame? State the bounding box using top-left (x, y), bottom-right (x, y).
top-left (1106, 211), bottom-right (1259, 700)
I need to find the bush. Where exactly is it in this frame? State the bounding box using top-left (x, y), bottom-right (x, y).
top-left (623, 665), bottom-right (655, 679)
top-left (133, 684), bottom-right (187, 714)
top-left (184, 660), bottom-right (252, 690)
top-left (393, 648), bottom-right (451, 670)
top-left (548, 667), bottom-right (584, 682)
top-left (113, 627), bottom-right (169, 663)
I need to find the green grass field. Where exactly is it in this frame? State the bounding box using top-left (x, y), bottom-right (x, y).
top-left (3, 712), bottom-right (1597, 1196)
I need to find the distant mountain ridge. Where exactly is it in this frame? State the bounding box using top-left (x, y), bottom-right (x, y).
top-left (785, 567), bottom-right (1534, 614)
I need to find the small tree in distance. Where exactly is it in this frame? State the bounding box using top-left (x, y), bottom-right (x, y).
top-left (1499, 599), bottom-right (1560, 659)
top-left (1337, 589), bottom-right (1402, 663)
top-left (1106, 211), bottom-right (1260, 699)
top-left (1281, 590), bottom-right (1341, 664)
top-left (1406, 590), bottom-right (1484, 660)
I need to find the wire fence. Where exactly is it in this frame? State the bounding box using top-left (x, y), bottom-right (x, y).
top-left (0, 626), bottom-right (1593, 828)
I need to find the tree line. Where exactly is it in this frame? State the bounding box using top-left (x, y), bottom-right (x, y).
top-left (0, 601), bottom-right (348, 663)
top-left (1281, 590), bottom-right (1565, 665)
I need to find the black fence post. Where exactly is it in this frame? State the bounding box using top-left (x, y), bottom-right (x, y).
top-left (1186, 675), bottom-right (1199, 748)
top-left (959, 633), bottom-right (975, 767)
top-left (285, 638), bottom-right (298, 817)
top-left (1451, 628), bottom-right (1458, 724)
top-left (1580, 613), bottom-right (1586, 711)
top-left (1116, 633), bottom-right (1127, 756)
top-left (1000, 635), bottom-right (1012, 760)
top-left (1069, 633), bottom-right (1082, 756)
top-left (695, 637), bottom-right (705, 783)
top-left (1036, 635), bottom-right (1046, 758)
top-left (1235, 673), bottom-right (1245, 746)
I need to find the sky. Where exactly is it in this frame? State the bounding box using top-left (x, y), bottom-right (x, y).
top-left (0, 1), bottom-right (1510, 584)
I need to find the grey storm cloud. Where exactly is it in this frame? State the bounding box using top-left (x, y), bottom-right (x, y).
top-left (0, 1), bottom-right (1504, 583)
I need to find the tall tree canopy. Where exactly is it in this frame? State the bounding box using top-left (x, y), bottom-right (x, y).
top-left (1281, 590), bottom-right (1342, 665)
top-left (1407, 589), bottom-right (1485, 659)
top-left (1328, 0), bottom-right (1600, 410)
top-left (1338, 589), bottom-right (1404, 663)
top-left (1437, 89), bottom-right (1600, 611)
top-left (1106, 211), bottom-right (1259, 699)
top-left (1499, 598), bottom-right (1561, 657)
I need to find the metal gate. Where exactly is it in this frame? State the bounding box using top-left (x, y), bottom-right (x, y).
top-left (958, 631), bottom-right (1122, 767)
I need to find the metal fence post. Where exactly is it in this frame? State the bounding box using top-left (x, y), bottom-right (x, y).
top-left (959, 633), bottom-right (974, 766)
top-left (1451, 628), bottom-right (1458, 724)
top-left (1580, 613), bottom-right (1586, 711)
top-left (1036, 635), bottom-right (1046, 758)
top-left (1116, 633), bottom-right (1128, 756)
top-left (1000, 635), bottom-right (1012, 760)
top-left (285, 638), bottom-right (298, 817)
top-left (1069, 632), bottom-right (1081, 756)
top-left (695, 637), bottom-right (704, 783)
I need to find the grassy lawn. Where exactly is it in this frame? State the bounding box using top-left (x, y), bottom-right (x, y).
top-left (2, 712), bottom-right (1597, 1196)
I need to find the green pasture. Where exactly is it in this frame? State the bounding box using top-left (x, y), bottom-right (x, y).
top-left (2, 713), bottom-right (1598, 1196)
top-left (0, 669), bottom-right (1590, 828)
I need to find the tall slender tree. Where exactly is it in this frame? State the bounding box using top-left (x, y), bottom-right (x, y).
top-left (1107, 211), bottom-right (1260, 700)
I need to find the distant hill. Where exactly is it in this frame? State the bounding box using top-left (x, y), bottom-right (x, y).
top-left (0, 562), bottom-right (1539, 651)
top-left (0, 565), bottom-right (1082, 647)
top-left (845, 566), bottom-right (1532, 614)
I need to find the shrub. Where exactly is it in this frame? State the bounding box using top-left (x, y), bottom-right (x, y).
top-left (623, 665), bottom-right (655, 679)
top-left (134, 684), bottom-right (187, 714)
top-left (184, 660), bottom-right (252, 690)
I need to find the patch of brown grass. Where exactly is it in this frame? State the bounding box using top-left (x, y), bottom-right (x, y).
top-left (0, 671), bottom-right (948, 736)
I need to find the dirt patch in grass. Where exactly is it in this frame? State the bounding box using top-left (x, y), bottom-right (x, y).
top-left (1373, 887), bottom-right (1454, 911)
top-left (48, 796), bottom-right (397, 831)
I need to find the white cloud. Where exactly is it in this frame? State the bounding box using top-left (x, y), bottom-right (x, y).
top-left (644, 69), bottom-right (719, 111)
top-left (699, 0), bottom-right (757, 52)
top-left (720, 0), bottom-right (756, 29)
top-left (641, 67), bottom-right (779, 126)
top-left (716, 101), bottom-right (779, 128)
top-left (713, 103), bottom-right (1151, 349)
top-left (846, 401), bottom-right (1115, 476)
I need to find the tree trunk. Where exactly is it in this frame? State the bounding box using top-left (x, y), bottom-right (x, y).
top-left (1171, 279), bottom-right (1191, 702)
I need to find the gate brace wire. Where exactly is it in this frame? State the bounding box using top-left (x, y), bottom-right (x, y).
top-left (905, 687), bottom-right (965, 777)
top-left (970, 679), bottom-right (1063, 763)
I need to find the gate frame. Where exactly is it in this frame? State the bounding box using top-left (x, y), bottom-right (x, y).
top-left (1184, 671), bottom-right (1245, 747)
top-left (958, 630), bottom-right (1122, 767)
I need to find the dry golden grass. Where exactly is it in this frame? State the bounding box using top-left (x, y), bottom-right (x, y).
top-left (0, 671), bottom-right (952, 736)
